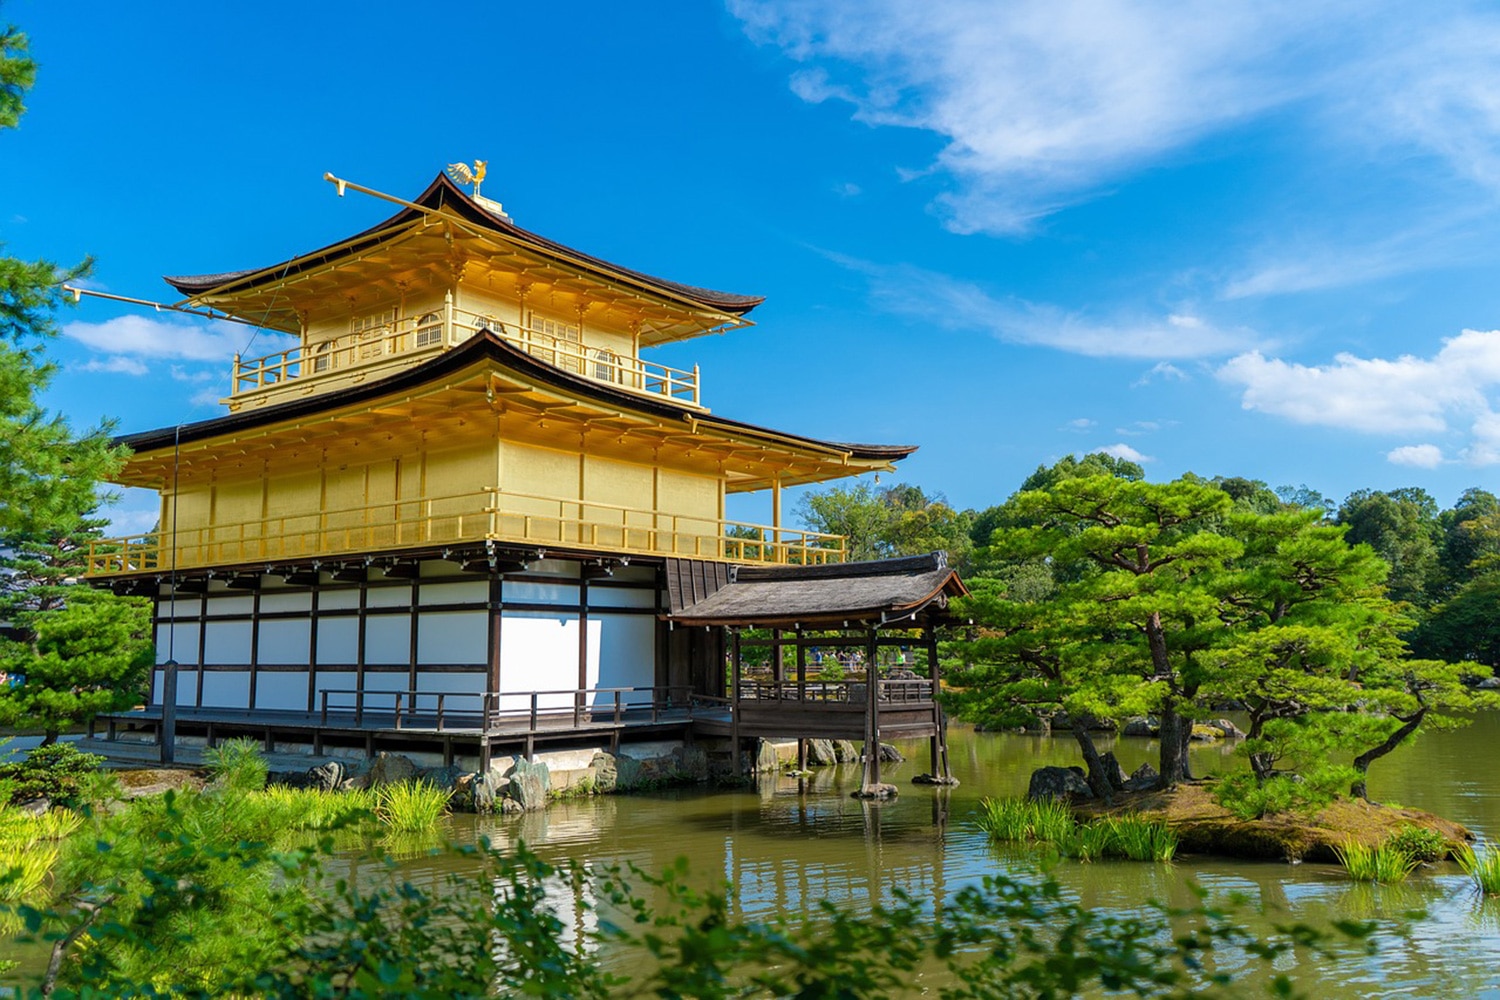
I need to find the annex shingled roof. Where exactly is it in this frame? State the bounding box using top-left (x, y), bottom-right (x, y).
top-left (667, 552), bottom-right (967, 627)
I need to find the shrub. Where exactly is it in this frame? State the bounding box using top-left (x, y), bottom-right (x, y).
top-left (1335, 840), bottom-right (1417, 883)
top-left (1386, 825), bottom-right (1448, 864)
top-left (203, 737), bottom-right (268, 793)
top-left (0, 743), bottom-right (104, 804)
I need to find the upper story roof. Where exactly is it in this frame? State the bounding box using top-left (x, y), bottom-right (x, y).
top-left (162, 174), bottom-right (764, 346)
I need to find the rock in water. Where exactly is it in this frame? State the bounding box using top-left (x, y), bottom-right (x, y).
top-left (1027, 766), bottom-right (1093, 802)
top-left (364, 752), bottom-right (418, 787)
top-left (1124, 762), bottom-right (1160, 792)
top-left (911, 773), bottom-right (960, 786)
top-left (806, 739), bottom-right (838, 766)
top-left (832, 740), bottom-right (859, 763)
top-left (307, 760), bottom-right (345, 792)
top-left (507, 757), bottom-right (551, 812)
top-left (878, 743), bottom-right (904, 763)
top-left (851, 782), bottom-right (900, 800)
top-left (1099, 751), bottom-right (1128, 790)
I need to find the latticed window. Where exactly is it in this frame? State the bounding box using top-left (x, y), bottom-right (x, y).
top-left (414, 312), bottom-right (443, 347)
top-left (311, 340), bottom-right (334, 373)
top-left (593, 349), bottom-right (618, 383)
top-left (351, 308), bottom-right (396, 358)
top-left (527, 313), bottom-right (581, 372)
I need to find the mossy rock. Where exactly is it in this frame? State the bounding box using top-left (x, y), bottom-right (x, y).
top-left (1075, 783), bottom-right (1471, 863)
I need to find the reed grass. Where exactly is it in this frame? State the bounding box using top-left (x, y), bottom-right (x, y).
top-left (376, 780), bottom-right (450, 834)
top-left (1335, 840), bottom-right (1418, 883)
top-left (253, 785), bottom-right (379, 832)
top-left (976, 797), bottom-right (1077, 846)
top-left (1456, 844), bottom-right (1500, 895)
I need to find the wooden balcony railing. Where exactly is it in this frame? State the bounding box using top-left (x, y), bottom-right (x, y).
top-left (231, 304), bottom-right (701, 406)
top-left (83, 487), bottom-right (845, 576)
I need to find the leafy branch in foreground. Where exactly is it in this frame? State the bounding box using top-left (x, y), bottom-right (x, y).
top-left (7, 817), bottom-right (1375, 999)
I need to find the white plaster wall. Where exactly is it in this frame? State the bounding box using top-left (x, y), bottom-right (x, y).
top-left (499, 610), bottom-right (579, 711)
top-left (255, 671), bottom-right (310, 710)
top-left (314, 671), bottom-right (358, 708)
top-left (202, 621), bottom-right (253, 666)
top-left (367, 585), bottom-right (413, 609)
top-left (316, 618), bottom-right (359, 664)
top-left (319, 589), bottom-right (361, 610)
top-left (204, 594), bottom-right (255, 616)
top-left (416, 611), bottom-right (487, 665)
top-left (260, 592), bottom-right (312, 613)
top-left (151, 669), bottom-right (199, 705)
top-left (364, 616), bottom-right (410, 664)
top-left (505, 581), bottom-right (580, 605)
top-left (588, 587), bottom-right (656, 609)
top-left (155, 623), bottom-right (200, 665)
top-left (258, 620), bottom-right (311, 665)
top-left (593, 614), bottom-right (655, 706)
top-left (200, 671), bottom-right (251, 709)
top-left (421, 580), bottom-right (487, 605)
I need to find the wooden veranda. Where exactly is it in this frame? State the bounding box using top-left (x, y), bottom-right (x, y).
top-left (667, 552), bottom-right (967, 795)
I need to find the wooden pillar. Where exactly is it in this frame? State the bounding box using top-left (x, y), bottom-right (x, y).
top-left (487, 569), bottom-right (502, 726)
top-left (354, 578), bottom-right (368, 721)
top-left (407, 574), bottom-right (421, 696)
top-left (771, 628), bottom-right (784, 693)
top-left (863, 627), bottom-right (881, 790)
top-left (578, 575), bottom-right (590, 712)
top-left (771, 475), bottom-right (782, 557)
top-left (926, 624), bottom-right (949, 779)
top-left (730, 627), bottom-right (742, 775)
top-left (302, 574), bottom-right (316, 712)
top-left (195, 590), bottom-right (208, 708)
top-left (795, 627), bottom-right (806, 702)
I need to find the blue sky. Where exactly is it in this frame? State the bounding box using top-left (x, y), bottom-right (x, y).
top-left (4, 0), bottom-right (1500, 534)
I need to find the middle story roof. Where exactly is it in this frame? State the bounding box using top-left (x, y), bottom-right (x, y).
top-left (113, 330), bottom-right (915, 493)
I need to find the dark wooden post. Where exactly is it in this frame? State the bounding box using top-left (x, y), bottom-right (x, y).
top-left (796, 627), bottom-right (806, 770)
top-left (926, 624), bottom-right (949, 779)
top-left (730, 627), bottom-right (742, 776)
top-left (863, 626), bottom-right (881, 790)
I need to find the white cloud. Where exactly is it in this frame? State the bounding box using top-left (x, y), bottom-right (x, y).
top-left (79, 356), bottom-right (149, 376)
top-left (1115, 420), bottom-right (1169, 436)
top-left (732, 1), bottom-right (1500, 233)
top-left (1132, 361), bottom-right (1189, 387)
top-left (1387, 444), bottom-right (1444, 468)
top-left (62, 315), bottom-right (294, 365)
top-left (1062, 417), bottom-right (1095, 430)
top-left (841, 256), bottom-right (1257, 358)
top-left (1095, 442), bottom-right (1152, 463)
top-left (1218, 328), bottom-right (1500, 464)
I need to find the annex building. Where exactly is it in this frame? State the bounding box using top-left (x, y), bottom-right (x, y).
top-left (82, 171), bottom-right (964, 781)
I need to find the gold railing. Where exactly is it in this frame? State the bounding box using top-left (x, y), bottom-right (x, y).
top-left (231, 306), bottom-right (701, 406)
top-left (83, 487), bottom-right (844, 576)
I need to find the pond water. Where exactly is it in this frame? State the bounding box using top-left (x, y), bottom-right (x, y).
top-left (7, 716), bottom-right (1500, 995)
top-left (425, 714), bottom-right (1500, 997)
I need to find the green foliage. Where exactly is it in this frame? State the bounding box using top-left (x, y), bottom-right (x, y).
top-left (1409, 571), bottom-right (1500, 667)
top-left (1385, 826), bottom-right (1448, 864)
top-left (1336, 487), bottom-right (1441, 606)
top-left (0, 589), bottom-right (153, 741)
top-left (203, 737), bottom-right (269, 793)
top-left (0, 744), bottom-right (103, 805)
top-left (375, 779), bottom-right (450, 833)
top-left (1335, 840), bottom-right (1419, 883)
top-left (797, 480), bottom-right (973, 567)
top-left (1456, 844), bottom-right (1500, 896)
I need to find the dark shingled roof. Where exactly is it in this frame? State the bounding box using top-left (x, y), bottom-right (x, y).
top-left (667, 552), bottom-right (967, 627)
top-left (164, 174), bottom-right (764, 316)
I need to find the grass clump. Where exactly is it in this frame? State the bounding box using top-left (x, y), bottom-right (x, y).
top-left (1335, 840), bottom-right (1418, 883)
top-left (978, 799), bottom-right (1177, 863)
top-left (1456, 844), bottom-right (1500, 895)
top-left (376, 780), bottom-right (450, 833)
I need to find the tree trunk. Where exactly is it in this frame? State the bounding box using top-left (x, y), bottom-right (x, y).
top-left (40, 730), bottom-right (58, 747)
top-left (1071, 719), bottom-right (1115, 802)
top-left (1351, 709), bottom-right (1426, 800)
top-left (1157, 702), bottom-right (1187, 787)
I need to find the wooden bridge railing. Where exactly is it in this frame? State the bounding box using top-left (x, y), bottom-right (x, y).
top-left (317, 684), bottom-right (703, 734)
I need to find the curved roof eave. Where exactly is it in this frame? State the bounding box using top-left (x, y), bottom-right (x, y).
top-left (163, 174), bottom-right (764, 317)
top-left (115, 331), bottom-right (917, 465)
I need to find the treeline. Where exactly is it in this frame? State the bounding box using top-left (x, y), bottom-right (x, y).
top-left (798, 452), bottom-right (1500, 666)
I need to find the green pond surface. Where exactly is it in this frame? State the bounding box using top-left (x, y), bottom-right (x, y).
top-left (8, 716), bottom-right (1500, 996)
top-left (422, 714), bottom-right (1500, 998)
